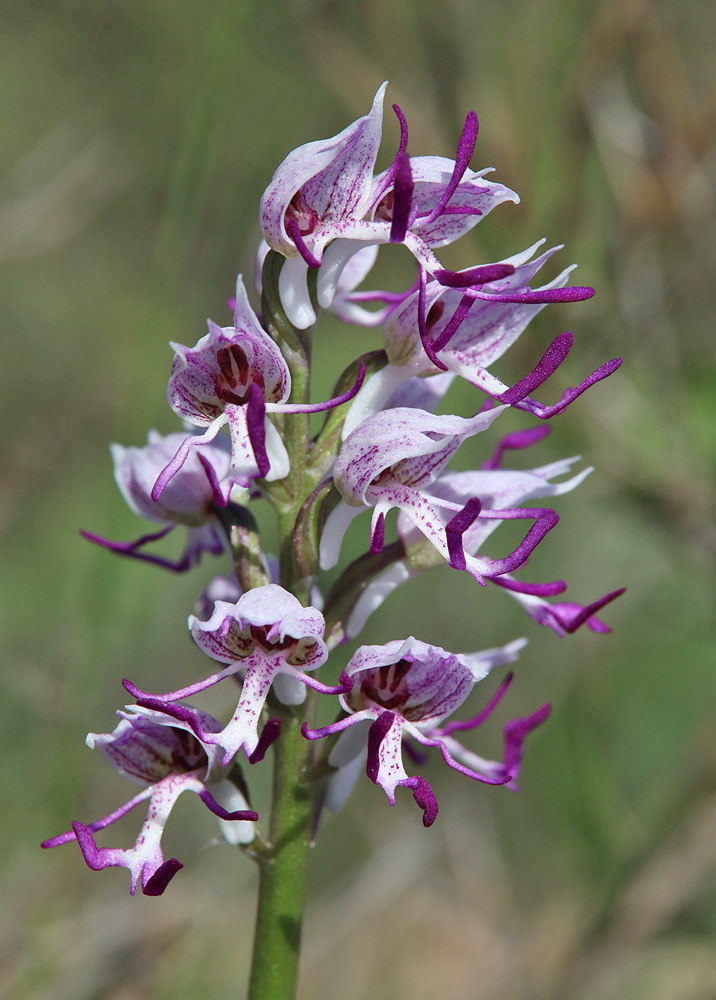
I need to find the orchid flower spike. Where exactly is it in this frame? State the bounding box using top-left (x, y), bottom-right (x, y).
top-left (80, 430), bottom-right (240, 572)
top-left (302, 636), bottom-right (545, 825)
top-left (41, 704), bottom-right (257, 896)
top-left (124, 585), bottom-right (351, 766)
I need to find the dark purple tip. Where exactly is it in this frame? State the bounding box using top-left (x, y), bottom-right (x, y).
top-left (248, 717), bottom-right (282, 764)
top-left (285, 218), bottom-right (322, 268)
top-left (198, 452), bottom-right (229, 507)
top-left (434, 263), bottom-right (516, 289)
top-left (410, 776), bottom-right (438, 827)
top-left (392, 104), bottom-right (409, 157)
top-left (143, 858), bottom-right (184, 896)
top-left (197, 788), bottom-right (259, 822)
top-left (446, 497), bottom-right (482, 571)
top-left (366, 712), bottom-right (395, 784)
top-left (370, 511), bottom-right (385, 555)
top-left (247, 383), bottom-right (270, 478)
top-left (390, 151), bottom-right (414, 243)
top-left (499, 332), bottom-right (574, 406)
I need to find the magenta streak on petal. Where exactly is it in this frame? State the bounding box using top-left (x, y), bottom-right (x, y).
top-left (247, 383), bottom-right (270, 478)
top-left (401, 775), bottom-right (438, 827)
top-left (446, 497), bottom-right (482, 571)
top-left (248, 717), bottom-right (282, 764)
top-left (417, 267), bottom-right (448, 371)
top-left (197, 452), bottom-right (229, 507)
top-left (370, 511), bottom-right (385, 554)
top-left (123, 663), bottom-right (239, 704)
top-left (285, 218), bottom-right (322, 268)
top-left (41, 788), bottom-right (153, 849)
top-left (478, 507), bottom-right (559, 576)
top-left (79, 527), bottom-right (194, 573)
top-left (197, 788), bottom-right (258, 822)
top-left (440, 673), bottom-right (515, 737)
top-left (471, 285), bottom-right (595, 304)
top-left (421, 110), bottom-right (479, 226)
top-left (439, 206), bottom-right (483, 216)
top-left (430, 294), bottom-right (476, 353)
top-left (366, 711), bottom-right (396, 784)
top-left (434, 262), bottom-right (516, 289)
top-left (498, 332), bottom-right (574, 406)
top-left (503, 703), bottom-right (551, 777)
top-left (390, 151), bottom-right (414, 243)
top-left (481, 425), bottom-right (551, 470)
top-left (491, 575), bottom-right (567, 597)
top-left (142, 859), bottom-right (184, 896)
top-left (272, 362), bottom-right (366, 414)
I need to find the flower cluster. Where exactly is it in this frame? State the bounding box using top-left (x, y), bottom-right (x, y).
top-left (44, 84), bottom-right (623, 894)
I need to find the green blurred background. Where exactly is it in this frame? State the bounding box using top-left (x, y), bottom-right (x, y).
top-left (2, 1), bottom-right (715, 997)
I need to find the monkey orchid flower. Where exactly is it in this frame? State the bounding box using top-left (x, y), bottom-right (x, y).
top-left (321, 406), bottom-right (559, 584)
top-left (124, 585), bottom-right (351, 766)
top-left (302, 636), bottom-right (547, 826)
top-left (152, 276), bottom-right (365, 500)
top-left (41, 704), bottom-right (258, 896)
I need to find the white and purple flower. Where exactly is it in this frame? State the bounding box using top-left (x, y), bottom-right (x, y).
top-left (124, 585), bottom-right (351, 766)
top-left (41, 704), bottom-right (258, 896)
top-left (302, 636), bottom-right (547, 825)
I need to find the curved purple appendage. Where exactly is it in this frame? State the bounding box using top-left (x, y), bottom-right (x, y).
top-left (197, 788), bottom-right (258, 822)
top-left (366, 711), bottom-right (396, 784)
top-left (417, 267), bottom-right (448, 371)
top-left (491, 575), bottom-right (567, 597)
top-left (79, 526), bottom-right (194, 573)
top-left (503, 703), bottom-right (551, 779)
top-left (496, 333), bottom-right (623, 418)
top-left (481, 425), bottom-right (551, 471)
top-left (247, 383), bottom-right (270, 478)
top-left (471, 285), bottom-right (595, 304)
top-left (370, 511), bottom-right (385, 555)
top-left (152, 420), bottom-right (227, 501)
top-left (286, 218), bottom-right (322, 269)
top-left (301, 710), bottom-right (365, 742)
top-left (390, 151), bottom-right (414, 243)
top-left (197, 452), bottom-right (229, 507)
top-left (412, 734), bottom-right (513, 786)
top-left (400, 775), bottom-right (438, 827)
top-left (430, 293), bottom-right (476, 353)
top-left (71, 821), bottom-right (118, 872)
top-left (499, 332), bottom-right (574, 406)
top-left (549, 587), bottom-right (626, 634)
top-left (479, 506), bottom-right (559, 576)
top-left (434, 262), bottom-right (516, 289)
top-left (273, 362), bottom-right (366, 414)
top-left (446, 497), bottom-right (482, 571)
top-left (420, 110), bottom-right (479, 226)
top-left (123, 663), bottom-right (239, 704)
top-left (248, 717), bottom-right (281, 764)
top-left (41, 788), bottom-right (153, 849)
top-left (370, 104), bottom-right (410, 207)
top-left (142, 859), bottom-right (184, 896)
top-left (124, 693), bottom-right (219, 744)
top-left (440, 673), bottom-right (515, 737)
top-left (296, 668), bottom-right (354, 698)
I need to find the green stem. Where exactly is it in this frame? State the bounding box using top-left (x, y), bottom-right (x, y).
top-left (247, 707), bottom-right (312, 1000)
